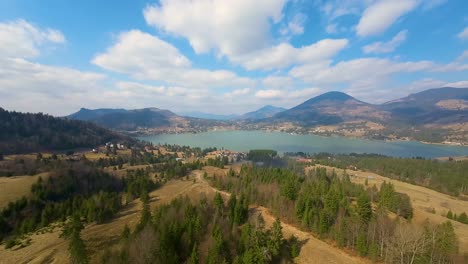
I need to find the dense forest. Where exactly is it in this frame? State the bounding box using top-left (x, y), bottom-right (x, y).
top-left (0, 146), bottom-right (225, 249)
top-left (0, 108), bottom-right (132, 154)
top-left (102, 195), bottom-right (297, 264)
top-left (0, 161), bottom-right (125, 245)
top-left (310, 153), bottom-right (468, 196)
top-left (212, 165), bottom-right (460, 263)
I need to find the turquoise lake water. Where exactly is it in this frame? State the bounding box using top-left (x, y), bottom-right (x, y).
top-left (139, 130), bottom-right (468, 158)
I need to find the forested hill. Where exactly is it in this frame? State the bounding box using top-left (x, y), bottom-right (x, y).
top-left (0, 108), bottom-right (132, 154)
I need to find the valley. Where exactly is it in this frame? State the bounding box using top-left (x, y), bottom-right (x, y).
top-left (3, 2), bottom-right (468, 263)
top-left (1, 143), bottom-right (466, 263)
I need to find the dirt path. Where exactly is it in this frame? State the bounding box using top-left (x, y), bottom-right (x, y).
top-left (252, 206), bottom-right (369, 264)
top-left (1, 169), bottom-right (368, 264)
top-left (308, 165), bottom-right (468, 254)
top-left (195, 170), bottom-right (368, 264)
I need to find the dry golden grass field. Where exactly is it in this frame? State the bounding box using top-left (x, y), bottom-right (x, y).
top-left (0, 172), bottom-right (48, 209)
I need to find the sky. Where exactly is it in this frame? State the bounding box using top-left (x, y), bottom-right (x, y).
top-left (0, 0), bottom-right (468, 116)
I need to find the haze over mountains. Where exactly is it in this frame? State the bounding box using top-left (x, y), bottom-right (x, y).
top-left (65, 87), bottom-right (468, 143)
top-left (68, 87), bottom-right (467, 126)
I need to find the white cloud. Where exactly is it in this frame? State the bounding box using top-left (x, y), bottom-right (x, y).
top-left (318, 0), bottom-right (365, 21)
top-left (255, 87), bottom-right (320, 100)
top-left (93, 30), bottom-right (190, 71)
top-left (356, 0), bottom-right (419, 36)
top-left (232, 38), bottom-right (348, 71)
top-left (290, 57), bottom-right (434, 84)
top-left (0, 58), bottom-right (106, 115)
top-left (255, 89), bottom-right (283, 99)
top-left (262, 76), bottom-right (294, 89)
top-left (444, 80), bottom-right (468, 88)
top-left (363, 30), bottom-right (408, 54)
top-left (458, 27), bottom-right (468, 39)
top-left (0, 19), bottom-right (65, 58)
top-left (116, 81), bottom-right (166, 94)
top-left (223, 88), bottom-right (251, 98)
top-left (92, 30), bottom-right (253, 89)
top-left (287, 87), bottom-right (320, 99)
top-left (144, 0), bottom-right (287, 57)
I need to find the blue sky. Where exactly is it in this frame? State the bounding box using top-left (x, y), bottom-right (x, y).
top-left (0, 0), bottom-right (467, 115)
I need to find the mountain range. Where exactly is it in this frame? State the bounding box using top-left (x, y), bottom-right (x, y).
top-left (66, 87), bottom-right (468, 143)
top-left (178, 105), bottom-right (285, 120)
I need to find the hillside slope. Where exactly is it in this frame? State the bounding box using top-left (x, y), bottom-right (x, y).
top-left (68, 107), bottom-right (226, 132)
top-left (0, 108), bottom-right (130, 154)
top-left (381, 87), bottom-right (468, 125)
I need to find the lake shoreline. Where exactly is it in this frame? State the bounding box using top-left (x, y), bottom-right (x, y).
top-left (138, 130), bottom-right (468, 159)
top-left (133, 128), bottom-right (467, 147)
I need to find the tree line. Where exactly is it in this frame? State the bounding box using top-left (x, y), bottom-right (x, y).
top-left (311, 153), bottom-right (468, 196)
top-left (101, 195), bottom-right (298, 264)
top-left (211, 165), bottom-right (460, 263)
top-left (0, 107), bottom-right (132, 154)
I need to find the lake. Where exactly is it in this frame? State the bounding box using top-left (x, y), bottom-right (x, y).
top-left (139, 130), bottom-right (468, 158)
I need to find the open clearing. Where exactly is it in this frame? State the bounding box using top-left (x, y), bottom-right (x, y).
top-left (0, 172), bottom-right (48, 209)
top-left (0, 167), bottom-right (368, 264)
top-left (307, 165), bottom-right (468, 254)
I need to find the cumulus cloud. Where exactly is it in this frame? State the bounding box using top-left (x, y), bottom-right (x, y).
top-left (255, 87), bottom-right (320, 100)
top-left (356, 0), bottom-right (419, 36)
top-left (444, 80), bottom-right (468, 88)
top-left (262, 76), bottom-right (294, 89)
top-left (255, 89), bottom-right (283, 99)
top-left (116, 81), bottom-right (166, 94)
top-left (458, 27), bottom-right (468, 39)
top-left (0, 58), bottom-right (106, 115)
top-left (363, 30), bottom-right (408, 54)
top-left (223, 88), bottom-right (251, 98)
top-left (231, 39), bottom-right (348, 71)
top-left (144, 0), bottom-right (286, 57)
top-left (0, 19), bottom-right (65, 58)
top-left (92, 30), bottom-right (253, 89)
top-left (289, 57), bottom-right (434, 84)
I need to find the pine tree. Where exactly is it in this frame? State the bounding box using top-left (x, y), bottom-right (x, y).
top-left (458, 212), bottom-right (468, 224)
top-left (214, 192), bottom-right (224, 211)
top-left (269, 218), bottom-right (283, 257)
top-left (447, 210), bottom-right (453, 219)
top-left (356, 192), bottom-right (372, 223)
top-left (356, 232), bottom-right (368, 256)
top-left (66, 214), bottom-right (89, 264)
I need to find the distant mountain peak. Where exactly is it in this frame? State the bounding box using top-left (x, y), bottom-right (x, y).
top-left (309, 91), bottom-right (354, 102)
top-left (238, 105), bottom-right (286, 120)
